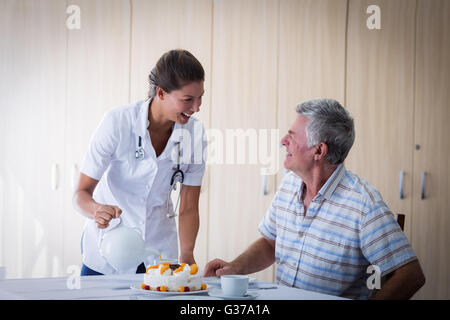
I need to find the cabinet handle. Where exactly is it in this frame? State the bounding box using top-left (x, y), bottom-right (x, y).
top-left (399, 171), bottom-right (405, 199)
top-left (51, 163), bottom-right (59, 191)
top-left (71, 164), bottom-right (79, 191)
top-left (261, 167), bottom-right (268, 195)
top-left (421, 172), bottom-right (426, 199)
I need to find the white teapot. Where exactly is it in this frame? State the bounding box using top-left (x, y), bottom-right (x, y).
top-left (98, 218), bottom-right (160, 272)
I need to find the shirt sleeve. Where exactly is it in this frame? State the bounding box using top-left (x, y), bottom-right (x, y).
top-left (80, 111), bottom-right (119, 181)
top-left (181, 120), bottom-right (207, 186)
top-left (360, 201), bottom-right (417, 277)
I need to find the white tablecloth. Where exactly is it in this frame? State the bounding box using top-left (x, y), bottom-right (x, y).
top-left (0, 274), bottom-right (347, 300)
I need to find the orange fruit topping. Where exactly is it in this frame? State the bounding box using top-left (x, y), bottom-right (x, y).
top-left (190, 264), bottom-right (198, 275)
top-left (145, 264), bottom-right (159, 273)
top-left (160, 265), bottom-right (170, 275)
top-left (174, 265), bottom-right (185, 273)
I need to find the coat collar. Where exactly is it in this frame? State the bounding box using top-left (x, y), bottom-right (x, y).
top-left (133, 98), bottom-right (186, 159)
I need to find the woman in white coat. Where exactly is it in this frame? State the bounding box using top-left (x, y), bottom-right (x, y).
top-left (73, 49), bottom-right (207, 275)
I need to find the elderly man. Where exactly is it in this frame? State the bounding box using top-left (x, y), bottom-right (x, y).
top-left (204, 99), bottom-right (425, 299)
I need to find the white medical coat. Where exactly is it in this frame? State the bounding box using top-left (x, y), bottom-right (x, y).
top-left (80, 99), bottom-right (207, 274)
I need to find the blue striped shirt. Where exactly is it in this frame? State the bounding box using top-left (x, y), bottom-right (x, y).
top-left (258, 164), bottom-right (417, 299)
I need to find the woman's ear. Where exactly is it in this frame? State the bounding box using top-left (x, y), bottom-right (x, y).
top-left (314, 142), bottom-right (328, 161)
top-left (156, 87), bottom-right (166, 101)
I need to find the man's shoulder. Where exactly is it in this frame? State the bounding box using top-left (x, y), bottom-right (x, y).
top-left (340, 169), bottom-right (386, 208)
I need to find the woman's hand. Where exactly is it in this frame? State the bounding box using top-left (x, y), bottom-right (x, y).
top-left (179, 250), bottom-right (196, 265)
top-left (93, 204), bottom-right (122, 229)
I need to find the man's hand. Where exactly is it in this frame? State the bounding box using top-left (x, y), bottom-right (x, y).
top-left (203, 258), bottom-right (240, 277)
top-left (93, 204), bottom-right (122, 229)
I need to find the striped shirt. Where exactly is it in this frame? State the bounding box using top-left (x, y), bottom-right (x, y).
top-left (258, 164), bottom-right (417, 299)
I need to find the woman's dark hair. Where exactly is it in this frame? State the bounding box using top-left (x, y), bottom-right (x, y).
top-left (148, 49), bottom-right (205, 98)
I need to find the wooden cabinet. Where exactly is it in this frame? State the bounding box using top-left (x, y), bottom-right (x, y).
top-left (277, 0), bottom-right (347, 183)
top-left (346, 0), bottom-right (450, 299)
top-left (208, 0), bottom-right (279, 282)
top-left (63, 0), bottom-right (131, 273)
top-left (411, 0), bottom-right (450, 299)
top-left (0, 0), bottom-right (67, 278)
top-left (345, 0), bottom-right (416, 241)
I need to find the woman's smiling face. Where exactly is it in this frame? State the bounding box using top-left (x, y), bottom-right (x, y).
top-left (164, 81), bottom-right (205, 124)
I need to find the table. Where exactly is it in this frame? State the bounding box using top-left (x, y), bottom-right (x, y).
top-left (0, 274), bottom-right (347, 300)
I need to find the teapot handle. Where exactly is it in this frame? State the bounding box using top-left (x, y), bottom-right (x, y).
top-left (98, 217), bottom-right (122, 251)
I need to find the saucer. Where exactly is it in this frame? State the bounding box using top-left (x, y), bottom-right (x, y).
top-left (207, 288), bottom-right (259, 300)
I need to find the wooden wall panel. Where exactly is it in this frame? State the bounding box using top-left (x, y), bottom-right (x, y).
top-left (278, 0), bottom-right (347, 138)
top-left (412, 0), bottom-right (450, 299)
top-left (64, 0), bottom-right (131, 274)
top-left (0, 0), bottom-right (67, 278)
top-left (345, 0), bottom-right (416, 241)
top-left (277, 0), bottom-right (347, 185)
top-left (208, 0), bottom-right (279, 282)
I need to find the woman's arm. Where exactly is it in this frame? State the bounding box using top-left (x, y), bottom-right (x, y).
top-left (177, 185), bottom-right (201, 264)
top-left (73, 173), bottom-right (122, 229)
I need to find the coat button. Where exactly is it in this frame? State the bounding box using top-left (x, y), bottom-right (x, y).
top-left (299, 232), bottom-right (304, 239)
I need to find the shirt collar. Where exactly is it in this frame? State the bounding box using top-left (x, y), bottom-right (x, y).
top-left (296, 163), bottom-right (346, 204)
top-left (317, 163), bottom-right (346, 201)
top-left (134, 99), bottom-right (186, 162)
top-left (134, 98), bottom-right (184, 143)
top-left (134, 99), bottom-right (151, 138)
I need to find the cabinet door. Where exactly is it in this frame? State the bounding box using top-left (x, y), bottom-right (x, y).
top-left (64, 0), bottom-right (131, 273)
top-left (278, 0), bottom-right (347, 145)
top-left (130, 0), bottom-right (212, 267)
top-left (345, 0), bottom-right (416, 240)
top-left (278, 0), bottom-right (347, 183)
top-left (208, 0), bottom-right (278, 282)
top-left (0, 0), bottom-right (67, 278)
top-left (412, 0), bottom-right (450, 300)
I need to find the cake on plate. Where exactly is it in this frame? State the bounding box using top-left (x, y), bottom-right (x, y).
top-left (140, 263), bottom-right (207, 292)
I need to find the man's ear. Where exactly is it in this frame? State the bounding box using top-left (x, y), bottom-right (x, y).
top-left (314, 142), bottom-right (328, 161)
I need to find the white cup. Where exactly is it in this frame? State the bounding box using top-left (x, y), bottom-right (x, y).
top-left (221, 275), bottom-right (249, 296)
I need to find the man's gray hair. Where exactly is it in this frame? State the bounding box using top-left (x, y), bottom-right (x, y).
top-left (296, 99), bottom-right (355, 165)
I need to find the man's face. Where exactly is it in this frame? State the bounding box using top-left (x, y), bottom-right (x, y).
top-left (280, 115), bottom-right (317, 175)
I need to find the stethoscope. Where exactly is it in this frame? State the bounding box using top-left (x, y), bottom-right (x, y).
top-left (135, 135), bottom-right (184, 219)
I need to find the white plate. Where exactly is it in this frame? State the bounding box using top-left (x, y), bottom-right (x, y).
top-left (130, 283), bottom-right (212, 296)
top-left (207, 288), bottom-right (259, 300)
